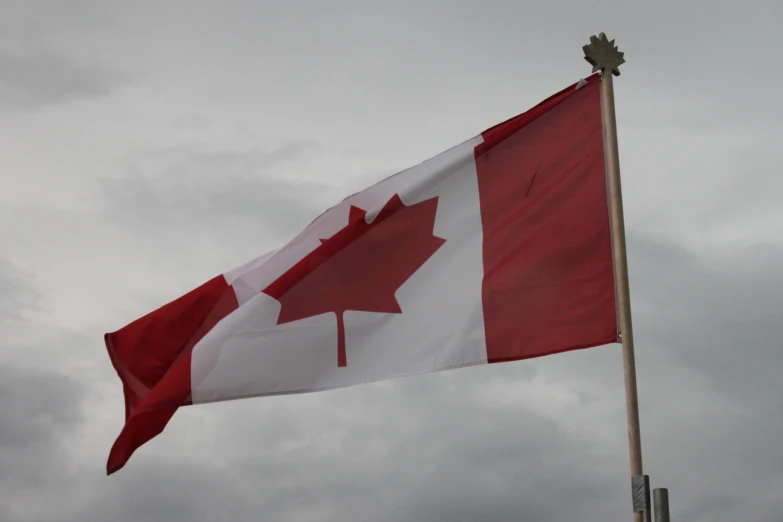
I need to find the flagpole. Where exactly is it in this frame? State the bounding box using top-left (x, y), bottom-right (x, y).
top-left (583, 33), bottom-right (647, 522)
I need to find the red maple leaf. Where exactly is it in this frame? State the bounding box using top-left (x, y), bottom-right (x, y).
top-left (262, 194), bottom-right (446, 367)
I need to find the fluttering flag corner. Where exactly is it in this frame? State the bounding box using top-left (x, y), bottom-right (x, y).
top-left (103, 73), bottom-right (618, 475)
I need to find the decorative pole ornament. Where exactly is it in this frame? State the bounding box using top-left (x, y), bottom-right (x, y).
top-left (583, 32), bottom-right (626, 76)
top-left (582, 33), bottom-right (648, 522)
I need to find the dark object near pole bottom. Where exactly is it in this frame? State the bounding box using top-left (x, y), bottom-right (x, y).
top-left (632, 475), bottom-right (652, 522)
top-left (654, 488), bottom-right (670, 522)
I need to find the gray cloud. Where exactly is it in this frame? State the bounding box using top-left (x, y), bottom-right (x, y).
top-left (0, 260), bottom-right (39, 320)
top-left (101, 141), bottom-right (329, 238)
top-left (627, 236), bottom-right (783, 522)
top-left (0, 365), bottom-right (83, 469)
top-left (0, 50), bottom-right (127, 110)
top-left (0, 0), bottom-right (126, 110)
top-left (0, 0), bottom-right (113, 41)
top-left (0, 263), bottom-right (86, 521)
top-left (630, 236), bottom-right (783, 404)
top-left (0, 1), bottom-right (780, 521)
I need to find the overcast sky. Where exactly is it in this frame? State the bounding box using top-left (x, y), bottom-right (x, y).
top-left (2, 1), bottom-right (782, 521)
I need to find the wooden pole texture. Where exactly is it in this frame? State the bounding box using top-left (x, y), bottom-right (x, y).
top-left (654, 488), bottom-right (671, 522)
top-left (583, 33), bottom-right (646, 522)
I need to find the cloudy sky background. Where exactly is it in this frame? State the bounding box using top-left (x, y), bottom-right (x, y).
top-left (2, 1), bottom-right (781, 521)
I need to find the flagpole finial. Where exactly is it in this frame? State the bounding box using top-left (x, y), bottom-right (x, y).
top-left (583, 32), bottom-right (625, 76)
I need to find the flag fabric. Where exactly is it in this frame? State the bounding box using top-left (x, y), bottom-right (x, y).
top-left (104, 74), bottom-right (617, 474)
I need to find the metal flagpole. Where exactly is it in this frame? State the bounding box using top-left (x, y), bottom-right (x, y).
top-left (583, 33), bottom-right (649, 522)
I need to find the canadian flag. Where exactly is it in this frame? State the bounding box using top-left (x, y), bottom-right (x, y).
top-left (105, 74), bottom-right (618, 474)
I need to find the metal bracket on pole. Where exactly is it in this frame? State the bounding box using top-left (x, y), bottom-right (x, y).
top-left (632, 475), bottom-right (651, 521)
